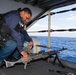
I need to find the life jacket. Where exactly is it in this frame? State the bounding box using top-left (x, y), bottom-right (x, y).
top-left (0, 14), bottom-right (12, 48)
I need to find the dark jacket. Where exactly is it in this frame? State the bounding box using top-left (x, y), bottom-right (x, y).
top-left (3, 11), bottom-right (32, 52)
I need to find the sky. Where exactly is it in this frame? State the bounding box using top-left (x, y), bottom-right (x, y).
top-left (27, 4), bottom-right (76, 38)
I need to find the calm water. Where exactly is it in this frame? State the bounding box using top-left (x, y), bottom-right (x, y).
top-left (36, 36), bottom-right (76, 62)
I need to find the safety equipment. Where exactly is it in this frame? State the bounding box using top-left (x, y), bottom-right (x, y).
top-left (0, 14), bottom-right (12, 48)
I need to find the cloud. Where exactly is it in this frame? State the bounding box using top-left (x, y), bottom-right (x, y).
top-left (27, 23), bottom-right (48, 36)
top-left (66, 16), bottom-right (76, 21)
top-left (59, 15), bottom-right (76, 21)
top-left (27, 10), bottom-right (76, 37)
top-left (27, 23), bottom-right (48, 31)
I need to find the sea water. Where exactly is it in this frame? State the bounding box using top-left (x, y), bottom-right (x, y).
top-left (36, 36), bottom-right (76, 63)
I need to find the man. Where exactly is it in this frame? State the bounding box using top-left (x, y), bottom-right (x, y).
top-left (0, 8), bottom-right (33, 64)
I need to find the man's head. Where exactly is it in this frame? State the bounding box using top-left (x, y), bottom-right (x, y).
top-left (20, 8), bottom-right (32, 22)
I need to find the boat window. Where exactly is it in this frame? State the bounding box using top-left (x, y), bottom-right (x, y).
top-left (27, 4), bottom-right (76, 62)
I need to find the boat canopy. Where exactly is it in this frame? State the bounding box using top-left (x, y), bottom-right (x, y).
top-left (0, 0), bottom-right (76, 28)
top-left (13, 0), bottom-right (76, 28)
top-left (14, 0), bottom-right (76, 10)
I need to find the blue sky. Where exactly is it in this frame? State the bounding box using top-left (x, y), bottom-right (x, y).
top-left (28, 4), bottom-right (76, 37)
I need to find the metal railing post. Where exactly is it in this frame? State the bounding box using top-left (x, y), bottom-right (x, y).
top-left (48, 11), bottom-right (51, 51)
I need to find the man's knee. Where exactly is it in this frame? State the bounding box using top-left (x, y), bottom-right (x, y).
top-left (5, 40), bottom-right (17, 50)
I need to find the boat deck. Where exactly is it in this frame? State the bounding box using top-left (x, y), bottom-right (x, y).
top-left (0, 60), bottom-right (76, 75)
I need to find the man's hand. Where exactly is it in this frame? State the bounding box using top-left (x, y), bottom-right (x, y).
top-left (28, 41), bottom-right (33, 47)
top-left (20, 41), bottom-right (33, 60)
top-left (28, 41), bottom-right (33, 50)
top-left (20, 51), bottom-right (28, 61)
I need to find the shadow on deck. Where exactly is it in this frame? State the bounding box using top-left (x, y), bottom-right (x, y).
top-left (0, 60), bottom-right (76, 75)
